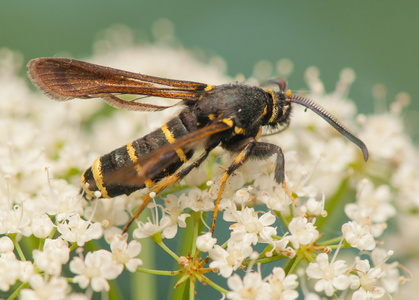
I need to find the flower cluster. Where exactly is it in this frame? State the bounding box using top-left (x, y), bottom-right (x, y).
top-left (227, 267), bottom-right (298, 300)
top-left (0, 24), bottom-right (416, 299)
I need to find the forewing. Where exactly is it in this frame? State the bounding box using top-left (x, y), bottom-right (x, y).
top-left (27, 57), bottom-right (209, 111)
top-left (103, 121), bottom-right (233, 187)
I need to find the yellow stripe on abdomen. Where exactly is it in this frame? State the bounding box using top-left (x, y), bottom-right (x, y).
top-left (126, 142), bottom-right (154, 188)
top-left (91, 157), bottom-right (109, 198)
top-left (161, 124), bottom-right (188, 163)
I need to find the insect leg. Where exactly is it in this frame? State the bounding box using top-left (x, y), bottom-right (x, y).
top-left (211, 138), bottom-right (257, 234)
top-left (250, 142), bottom-right (296, 205)
top-left (211, 141), bottom-right (297, 234)
top-left (123, 148), bottom-right (213, 233)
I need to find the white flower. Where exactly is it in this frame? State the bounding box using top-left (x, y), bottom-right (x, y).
top-left (133, 192), bottom-right (191, 240)
top-left (286, 216), bottom-right (319, 249)
top-left (359, 113), bottom-right (407, 161)
top-left (20, 274), bottom-right (70, 300)
top-left (180, 188), bottom-right (214, 212)
top-left (0, 252), bottom-right (20, 291)
top-left (70, 250), bottom-right (123, 292)
top-left (342, 221), bottom-right (376, 251)
top-left (304, 293), bottom-right (321, 300)
top-left (306, 253), bottom-right (350, 297)
top-left (349, 258), bottom-right (385, 299)
top-left (344, 203), bottom-right (385, 237)
top-left (161, 194), bottom-right (190, 239)
top-left (31, 214), bottom-right (54, 238)
top-left (0, 252), bottom-right (34, 290)
top-left (104, 226), bottom-right (124, 243)
top-left (371, 248), bottom-right (400, 294)
top-left (298, 197), bottom-right (325, 217)
top-left (132, 215), bottom-right (171, 239)
top-left (196, 232), bottom-right (217, 252)
top-left (208, 246), bottom-right (237, 278)
top-left (254, 173), bottom-right (293, 213)
top-left (32, 238), bottom-right (70, 276)
top-left (42, 180), bottom-right (84, 222)
top-left (232, 188), bottom-right (251, 205)
top-left (266, 267), bottom-right (299, 300)
top-left (209, 244), bottom-right (252, 278)
top-left (19, 260), bottom-right (35, 283)
top-left (309, 137), bottom-right (356, 173)
top-left (84, 196), bottom-right (129, 228)
top-left (354, 179), bottom-right (395, 223)
top-left (110, 234), bottom-right (142, 272)
top-left (227, 272), bottom-right (271, 300)
top-left (0, 236), bottom-right (14, 253)
top-left (66, 293), bottom-right (89, 300)
top-left (391, 161), bottom-right (419, 209)
top-left (224, 207), bottom-right (277, 245)
top-left (57, 214), bottom-right (102, 246)
top-left (0, 205), bottom-right (31, 236)
top-left (272, 237), bottom-right (295, 258)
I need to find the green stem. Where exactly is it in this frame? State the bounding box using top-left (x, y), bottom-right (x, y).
top-left (47, 226), bottom-right (57, 239)
top-left (304, 250), bottom-right (317, 263)
top-left (243, 254), bottom-right (287, 265)
top-left (151, 233), bottom-right (179, 261)
top-left (181, 279), bottom-right (190, 300)
top-left (275, 211), bottom-right (289, 227)
top-left (38, 238), bottom-right (45, 250)
top-left (284, 251), bottom-right (304, 274)
top-left (7, 282), bottom-right (29, 300)
top-left (190, 212), bottom-right (200, 257)
top-left (9, 234), bottom-right (25, 261)
top-left (132, 222), bottom-right (156, 300)
top-left (319, 236), bottom-right (343, 246)
top-left (189, 277), bottom-right (195, 300)
top-left (200, 275), bottom-right (229, 295)
top-left (136, 268), bottom-right (183, 276)
top-left (219, 239), bottom-right (228, 249)
top-left (69, 242), bottom-right (78, 252)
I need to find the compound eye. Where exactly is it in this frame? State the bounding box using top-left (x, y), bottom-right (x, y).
top-left (273, 103), bottom-right (291, 124)
top-left (273, 106), bottom-right (284, 123)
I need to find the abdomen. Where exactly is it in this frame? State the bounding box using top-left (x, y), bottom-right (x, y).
top-left (81, 108), bottom-right (198, 198)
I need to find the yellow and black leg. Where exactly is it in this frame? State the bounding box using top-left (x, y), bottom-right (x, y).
top-left (211, 138), bottom-right (256, 234)
top-left (123, 148), bottom-right (213, 233)
top-left (249, 142), bottom-right (296, 205)
top-left (211, 140), bottom-right (296, 234)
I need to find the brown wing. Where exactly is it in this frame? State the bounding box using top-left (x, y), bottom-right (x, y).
top-left (103, 121), bottom-right (233, 187)
top-left (27, 57), bottom-right (209, 111)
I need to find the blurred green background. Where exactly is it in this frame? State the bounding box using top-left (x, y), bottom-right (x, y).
top-left (1, 1), bottom-right (418, 299)
top-left (2, 0), bottom-right (418, 130)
